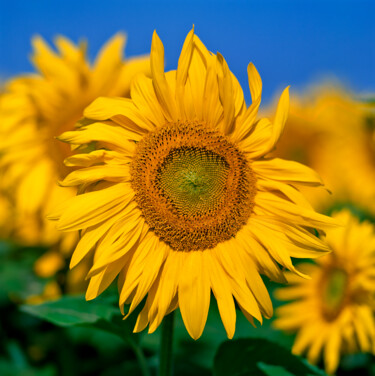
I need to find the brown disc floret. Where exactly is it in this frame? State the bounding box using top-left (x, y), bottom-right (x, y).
top-left (130, 122), bottom-right (256, 251)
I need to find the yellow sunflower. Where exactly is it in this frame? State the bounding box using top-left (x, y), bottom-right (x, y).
top-left (0, 33), bottom-right (149, 251)
top-left (270, 85), bottom-right (375, 214)
top-left (274, 210), bottom-right (375, 374)
top-left (50, 29), bottom-right (337, 340)
top-left (0, 193), bottom-right (13, 239)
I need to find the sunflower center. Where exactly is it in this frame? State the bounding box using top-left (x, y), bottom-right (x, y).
top-left (130, 122), bottom-right (256, 251)
top-left (157, 148), bottom-right (230, 217)
top-left (322, 268), bottom-right (348, 320)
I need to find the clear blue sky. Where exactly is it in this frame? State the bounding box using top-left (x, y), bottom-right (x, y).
top-left (0, 0), bottom-right (374, 103)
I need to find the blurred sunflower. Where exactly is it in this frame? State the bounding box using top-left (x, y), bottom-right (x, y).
top-left (270, 85), bottom-right (375, 214)
top-left (50, 29), bottom-right (336, 339)
top-left (274, 210), bottom-right (375, 374)
top-left (0, 193), bottom-right (13, 239)
top-left (0, 34), bottom-right (149, 264)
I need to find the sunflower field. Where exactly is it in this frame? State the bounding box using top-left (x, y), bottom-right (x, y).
top-left (0, 1), bottom-right (374, 375)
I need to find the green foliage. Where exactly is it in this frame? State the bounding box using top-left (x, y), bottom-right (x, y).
top-left (1, 239), bottom-right (374, 375)
top-left (21, 295), bottom-right (119, 327)
top-left (213, 338), bottom-right (326, 376)
top-left (257, 363), bottom-right (296, 376)
top-left (0, 241), bottom-right (46, 303)
top-left (0, 341), bottom-right (56, 376)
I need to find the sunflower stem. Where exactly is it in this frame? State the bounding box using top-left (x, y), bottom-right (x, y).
top-left (128, 337), bottom-right (151, 376)
top-left (97, 320), bottom-right (150, 376)
top-left (159, 311), bottom-right (175, 376)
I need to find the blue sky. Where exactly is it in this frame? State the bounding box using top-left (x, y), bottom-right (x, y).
top-left (0, 0), bottom-right (374, 103)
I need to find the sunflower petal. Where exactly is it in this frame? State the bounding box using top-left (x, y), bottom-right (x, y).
top-left (179, 251), bottom-right (211, 340)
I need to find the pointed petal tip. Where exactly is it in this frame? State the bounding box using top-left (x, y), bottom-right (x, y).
top-left (247, 61), bottom-right (257, 72)
top-left (85, 291), bottom-right (96, 301)
top-left (226, 331), bottom-right (235, 340)
top-left (152, 29), bottom-right (161, 43)
top-left (282, 85), bottom-right (290, 99)
top-left (31, 35), bottom-right (45, 49)
top-left (112, 31), bottom-right (127, 41)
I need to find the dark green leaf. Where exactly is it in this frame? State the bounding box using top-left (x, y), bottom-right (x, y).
top-left (20, 295), bottom-right (119, 327)
top-left (213, 338), bottom-right (326, 376)
top-left (257, 362), bottom-right (296, 376)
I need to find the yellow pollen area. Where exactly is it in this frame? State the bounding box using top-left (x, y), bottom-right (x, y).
top-left (157, 147), bottom-right (230, 217)
top-left (321, 268), bottom-right (348, 320)
top-left (130, 122), bottom-right (257, 251)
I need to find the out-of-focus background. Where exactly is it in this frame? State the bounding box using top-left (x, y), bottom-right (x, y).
top-left (1, 0), bottom-right (374, 103)
top-left (0, 1), bottom-right (375, 376)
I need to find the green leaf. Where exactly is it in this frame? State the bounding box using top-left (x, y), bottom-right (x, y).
top-left (257, 362), bottom-right (296, 376)
top-left (20, 295), bottom-right (119, 327)
top-left (213, 338), bottom-right (326, 376)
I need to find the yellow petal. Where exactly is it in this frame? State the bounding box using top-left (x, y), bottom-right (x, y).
top-left (233, 62), bottom-right (262, 142)
top-left (83, 97), bottom-right (154, 132)
top-left (148, 250), bottom-right (181, 333)
top-left (50, 183), bottom-right (133, 231)
top-left (176, 28), bottom-right (195, 117)
top-left (88, 212), bottom-right (144, 276)
top-left (150, 31), bottom-right (177, 121)
top-left (119, 234), bottom-right (158, 306)
top-left (253, 158), bottom-right (323, 187)
top-left (91, 33), bottom-right (126, 91)
top-left (204, 251), bottom-right (236, 339)
top-left (179, 251), bottom-right (211, 340)
top-left (255, 191), bottom-right (338, 230)
top-left (236, 229), bottom-right (286, 283)
top-left (214, 244), bottom-right (262, 323)
top-left (240, 87), bottom-right (289, 159)
top-left (109, 54), bottom-right (150, 97)
top-left (323, 329), bottom-right (341, 375)
top-left (86, 260), bottom-right (125, 300)
top-left (217, 53), bottom-right (235, 135)
top-left (202, 65), bottom-right (223, 127)
top-left (60, 164), bottom-right (131, 186)
top-left (64, 149), bottom-right (128, 167)
top-left (125, 240), bottom-right (169, 319)
top-left (130, 74), bottom-right (165, 126)
top-left (58, 122), bottom-right (138, 154)
top-left (268, 86), bottom-right (290, 153)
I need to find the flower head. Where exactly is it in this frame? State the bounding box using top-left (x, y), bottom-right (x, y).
top-left (271, 85), bottom-right (375, 214)
top-left (274, 210), bottom-right (375, 374)
top-left (50, 29), bottom-right (336, 339)
top-left (0, 34), bottom-right (149, 249)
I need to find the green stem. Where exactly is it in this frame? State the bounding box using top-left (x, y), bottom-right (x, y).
top-left (159, 311), bottom-right (175, 376)
top-left (93, 321), bottom-right (150, 376)
top-left (127, 336), bottom-right (151, 376)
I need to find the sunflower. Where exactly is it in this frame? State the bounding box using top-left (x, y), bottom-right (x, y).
top-left (0, 33), bottom-right (149, 251)
top-left (274, 210), bottom-right (375, 374)
top-left (0, 193), bottom-right (13, 239)
top-left (270, 85), bottom-right (375, 215)
top-left (50, 29), bottom-right (337, 339)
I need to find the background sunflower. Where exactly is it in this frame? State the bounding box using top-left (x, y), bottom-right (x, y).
top-left (274, 210), bottom-right (375, 374)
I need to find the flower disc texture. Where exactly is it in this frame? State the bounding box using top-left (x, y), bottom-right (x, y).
top-left (51, 29), bottom-right (337, 339)
top-left (274, 210), bottom-right (375, 374)
top-left (0, 34), bottom-right (149, 250)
